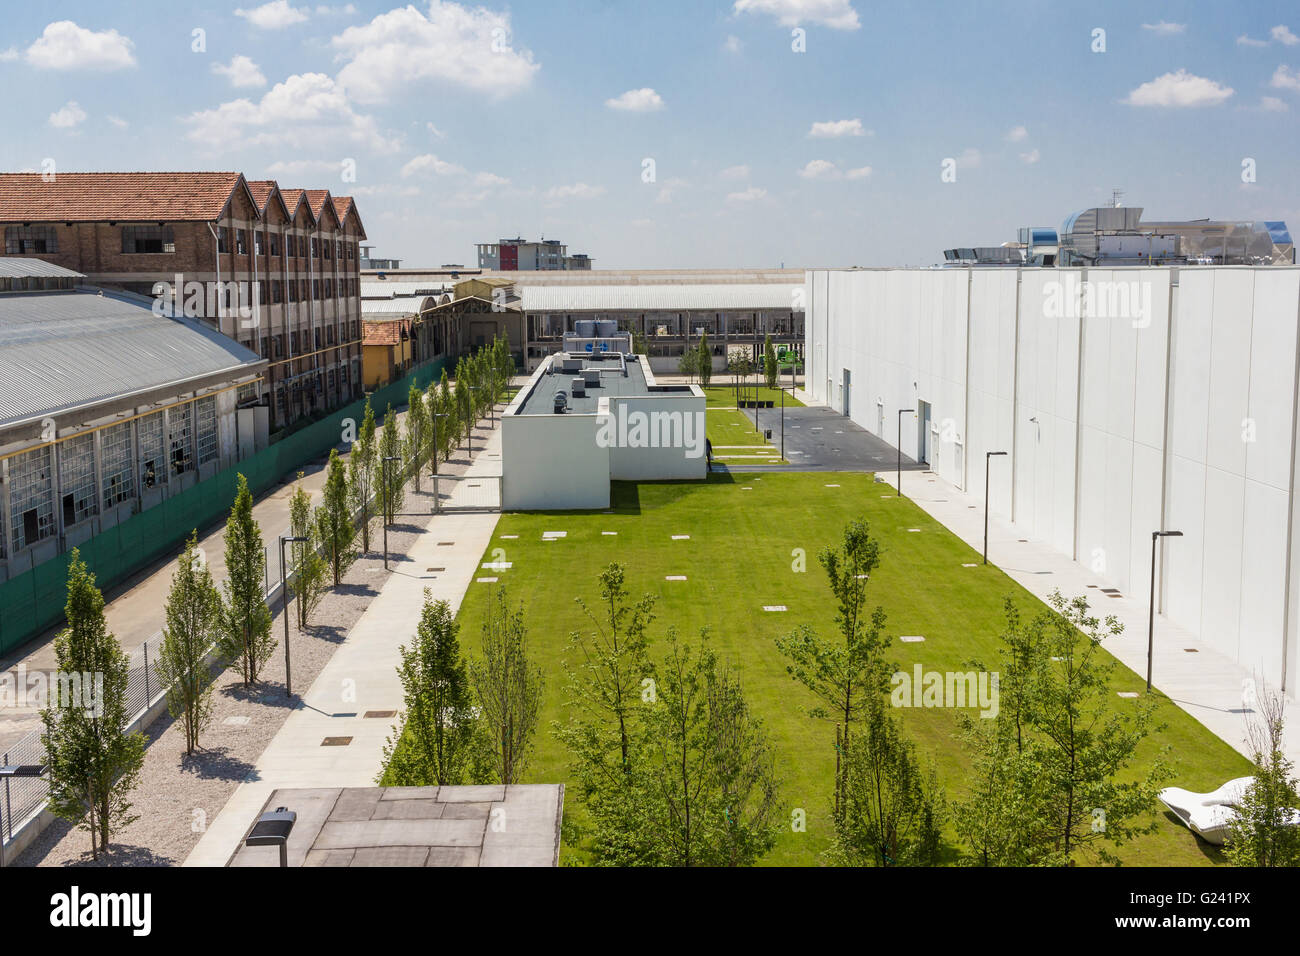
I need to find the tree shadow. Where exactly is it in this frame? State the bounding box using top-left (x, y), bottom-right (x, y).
top-left (57, 843), bottom-right (177, 867)
top-left (180, 745), bottom-right (255, 782)
top-left (333, 582), bottom-right (378, 598)
top-left (304, 623), bottom-right (348, 645)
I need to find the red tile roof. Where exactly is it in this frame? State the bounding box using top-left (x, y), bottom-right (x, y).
top-left (304, 189), bottom-right (333, 221)
top-left (362, 318), bottom-right (411, 346)
top-left (245, 179), bottom-right (277, 212)
top-left (0, 171), bottom-right (244, 222)
top-left (279, 188), bottom-right (314, 223)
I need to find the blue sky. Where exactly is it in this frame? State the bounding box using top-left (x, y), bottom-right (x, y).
top-left (1, 0), bottom-right (1297, 268)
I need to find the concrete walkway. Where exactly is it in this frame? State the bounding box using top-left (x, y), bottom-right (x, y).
top-left (877, 464), bottom-right (1298, 768)
top-left (184, 424), bottom-right (504, 866)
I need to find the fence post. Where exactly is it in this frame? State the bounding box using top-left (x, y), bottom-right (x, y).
top-left (3, 750), bottom-right (10, 843)
top-left (143, 642), bottom-right (150, 708)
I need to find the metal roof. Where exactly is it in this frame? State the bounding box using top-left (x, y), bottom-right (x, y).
top-left (0, 290), bottom-right (264, 429)
top-left (360, 281), bottom-right (451, 299)
top-left (0, 257), bottom-right (85, 279)
top-left (519, 283), bottom-right (802, 312)
top-left (360, 295), bottom-right (439, 316)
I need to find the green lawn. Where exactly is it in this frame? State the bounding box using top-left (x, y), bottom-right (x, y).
top-left (702, 385), bottom-right (805, 409)
top-left (402, 473), bottom-right (1251, 866)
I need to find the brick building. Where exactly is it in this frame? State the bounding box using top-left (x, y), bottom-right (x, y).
top-left (0, 171), bottom-right (366, 431)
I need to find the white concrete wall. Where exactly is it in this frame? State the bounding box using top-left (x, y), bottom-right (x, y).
top-left (608, 393), bottom-right (708, 480)
top-left (806, 265), bottom-right (1300, 691)
top-left (501, 410), bottom-right (610, 510)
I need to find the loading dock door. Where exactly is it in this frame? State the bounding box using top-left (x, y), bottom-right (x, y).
top-left (842, 368), bottom-right (851, 417)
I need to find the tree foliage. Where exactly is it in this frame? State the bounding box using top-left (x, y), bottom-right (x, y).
top-left (1226, 684), bottom-right (1300, 867)
top-left (470, 587), bottom-right (544, 785)
top-left (218, 473), bottom-right (275, 687)
top-left (155, 533), bottom-right (220, 755)
top-left (316, 448), bottom-right (355, 587)
top-left (347, 399), bottom-right (378, 552)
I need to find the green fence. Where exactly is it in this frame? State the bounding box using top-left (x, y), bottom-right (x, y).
top-left (0, 358), bottom-right (447, 656)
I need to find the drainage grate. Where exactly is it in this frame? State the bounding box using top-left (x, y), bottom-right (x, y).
top-left (321, 736), bottom-right (353, 746)
top-left (364, 710), bottom-right (397, 719)
top-left (1184, 648), bottom-right (1199, 653)
top-left (427, 567), bottom-right (445, 572)
top-left (438, 541), bottom-right (455, 546)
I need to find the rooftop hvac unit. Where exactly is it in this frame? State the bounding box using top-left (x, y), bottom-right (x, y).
top-left (583, 369), bottom-right (600, 387)
top-left (553, 391), bottom-right (568, 413)
top-left (571, 377), bottom-right (586, 397)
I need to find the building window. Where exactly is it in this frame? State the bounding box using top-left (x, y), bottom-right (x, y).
top-left (101, 421), bottom-right (135, 510)
top-left (217, 226), bottom-right (230, 254)
top-left (168, 404), bottom-right (194, 476)
top-left (313, 279), bottom-right (320, 300)
top-left (121, 225), bottom-right (175, 254)
top-left (139, 411), bottom-right (165, 489)
top-left (324, 278), bottom-right (333, 298)
top-left (311, 237), bottom-right (320, 258)
top-left (59, 432), bottom-right (98, 527)
top-left (195, 396), bottom-right (218, 465)
top-left (236, 229), bottom-right (248, 255)
top-left (258, 280), bottom-right (268, 305)
top-left (300, 279), bottom-right (308, 301)
top-left (323, 239), bottom-right (332, 260)
top-left (5, 225), bottom-right (59, 255)
top-left (255, 231), bottom-right (265, 256)
top-left (270, 232), bottom-right (280, 256)
top-left (272, 279), bottom-right (282, 303)
top-left (9, 446), bottom-right (54, 553)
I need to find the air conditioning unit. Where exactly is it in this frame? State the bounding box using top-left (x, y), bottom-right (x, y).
top-left (571, 377), bottom-right (586, 397)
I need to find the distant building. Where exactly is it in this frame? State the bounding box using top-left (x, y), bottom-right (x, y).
top-left (359, 245), bottom-right (402, 270)
top-left (476, 238), bottom-right (593, 271)
top-left (0, 171), bottom-right (366, 432)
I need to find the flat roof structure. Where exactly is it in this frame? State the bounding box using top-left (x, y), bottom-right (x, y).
top-left (228, 785), bottom-right (564, 867)
top-left (515, 351), bottom-right (693, 416)
top-left (519, 283), bottom-right (802, 312)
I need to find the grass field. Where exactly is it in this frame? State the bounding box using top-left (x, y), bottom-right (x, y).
top-left (397, 472), bottom-right (1251, 866)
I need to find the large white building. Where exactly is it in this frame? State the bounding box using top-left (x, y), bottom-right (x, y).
top-left (805, 264), bottom-right (1300, 693)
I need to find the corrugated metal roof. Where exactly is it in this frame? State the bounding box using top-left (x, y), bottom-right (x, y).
top-left (360, 281), bottom-right (451, 299)
top-left (519, 283), bottom-right (803, 312)
top-left (0, 290), bottom-right (264, 428)
top-left (0, 257), bottom-right (84, 279)
top-left (361, 295), bottom-right (437, 316)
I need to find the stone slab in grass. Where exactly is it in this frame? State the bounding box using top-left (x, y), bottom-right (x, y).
top-left (899, 635), bottom-right (925, 643)
top-left (476, 576), bottom-right (499, 583)
top-left (602, 531), bottom-right (617, 535)
top-left (962, 563), bottom-right (978, 567)
top-left (856, 574), bottom-right (869, 579)
top-left (542, 531), bottom-right (567, 538)
top-left (762, 605), bottom-right (788, 612)
top-left (907, 528), bottom-right (922, 533)
top-left (665, 575), bottom-right (688, 581)
top-left (481, 561), bottom-right (512, 570)
top-left (500, 534), bottom-right (518, 539)
top-left (672, 534), bottom-right (691, 540)
top-left (825, 483), bottom-right (840, 488)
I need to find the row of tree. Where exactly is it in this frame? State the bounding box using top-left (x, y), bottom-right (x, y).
top-left (675, 333), bottom-right (783, 392)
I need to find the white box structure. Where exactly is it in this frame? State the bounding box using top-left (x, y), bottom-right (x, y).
top-left (805, 265), bottom-right (1300, 692)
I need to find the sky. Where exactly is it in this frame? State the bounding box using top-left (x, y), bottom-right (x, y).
top-left (1, 0), bottom-right (1297, 269)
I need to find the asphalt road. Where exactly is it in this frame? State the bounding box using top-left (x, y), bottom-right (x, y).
top-left (718, 404), bottom-right (926, 473)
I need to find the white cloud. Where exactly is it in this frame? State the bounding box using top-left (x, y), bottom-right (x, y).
top-left (720, 164), bottom-right (750, 180)
top-left (798, 159), bottom-right (839, 179)
top-left (106, 114), bottom-right (128, 128)
top-left (1260, 95), bottom-right (1289, 112)
top-left (315, 3), bottom-right (358, 13)
top-left (733, 0), bottom-right (860, 30)
top-left (185, 72), bottom-right (400, 152)
top-left (401, 153), bottom-right (464, 177)
top-left (844, 165), bottom-right (871, 179)
top-left (1123, 69), bottom-right (1233, 107)
top-left (1237, 34), bottom-right (1269, 47)
top-left (545, 182), bottom-right (606, 201)
top-left (1019, 148), bottom-right (1040, 165)
top-left (1005, 125), bottom-right (1028, 142)
top-left (1271, 65), bottom-right (1300, 92)
top-left (212, 54), bottom-right (267, 87)
top-left (49, 100), bottom-right (87, 128)
top-left (605, 88), bottom-right (665, 112)
top-left (264, 158), bottom-right (340, 176)
top-left (331, 1), bottom-right (539, 103)
top-left (955, 147), bottom-right (981, 168)
top-left (426, 122), bottom-right (446, 138)
top-left (723, 34), bottom-right (743, 54)
top-left (1271, 25), bottom-right (1299, 46)
top-left (727, 186), bottom-right (767, 202)
top-left (473, 171), bottom-right (510, 186)
top-left (808, 118), bottom-right (866, 138)
top-left (0, 48), bottom-right (18, 61)
top-left (656, 177), bottom-right (688, 204)
top-left (25, 21), bottom-right (136, 70)
top-left (1141, 21), bottom-right (1185, 35)
top-left (235, 1), bottom-right (310, 29)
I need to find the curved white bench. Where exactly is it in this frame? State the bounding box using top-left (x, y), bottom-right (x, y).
top-left (1158, 776), bottom-right (1300, 845)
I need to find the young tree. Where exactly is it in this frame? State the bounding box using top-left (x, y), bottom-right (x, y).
top-left (830, 695), bottom-right (946, 866)
top-left (155, 533), bottom-right (221, 755)
top-left (697, 332), bottom-right (712, 387)
top-left (632, 326), bottom-right (648, 356)
top-left (316, 448), bottom-right (355, 586)
top-left (383, 592), bottom-right (477, 786)
top-left (775, 518), bottom-right (891, 815)
top-left (41, 551), bottom-right (145, 859)
top-left (642, 630), bottom-right (781, 867)
top-left (764, 334), bottom-right (778, 389)
top-left (378, 403), bottom-right (404, 523)
top-left (677, 348), bottom-right (699, 383)
top-left (470, 588), bottom-right (545, 785)
top-left (217, 473), bottom-right (275, 687)
top-left (289, 479), bottom-right (327, 628)
top-left (347, 399), bottom-right (378, 551)
top-left (438, 370), bottom-right (455, 463)
top-left (405, 381), bottom-right (429, 492)
top-left (454, 367), bottom-right (471, 444)
top-left (1020, 592), bottom-right (1169, 865)
top-left (1227, 684), bottom-right (1300, 867)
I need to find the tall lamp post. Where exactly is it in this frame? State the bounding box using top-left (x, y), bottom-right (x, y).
top-left (983, 451), bottom-right (1008, 564)
top-left (382, 455), bottom-right (400, 569)
top-left (1146, 530), bottom-right (1183, 692)
top-left (0, 763), bottom-right (46, 867)
top-left (779, 385), bottom-right (787, 462)
top-left (279, 535), bottom-right (308, 697)
top-left (897, 409), bottom-right (915, 498)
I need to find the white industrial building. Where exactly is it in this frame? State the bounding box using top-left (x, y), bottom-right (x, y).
top-left (805, 264), bottom-right (1300, 693)
top-left (501, 325), bottom-right (706, 510)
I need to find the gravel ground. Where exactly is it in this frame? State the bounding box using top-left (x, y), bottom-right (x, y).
top-left (15, 419), bottom-right (499, 867)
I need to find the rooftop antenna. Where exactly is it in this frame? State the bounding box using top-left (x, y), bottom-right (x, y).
top-left (1110, 188), bottom-right (1125, 208)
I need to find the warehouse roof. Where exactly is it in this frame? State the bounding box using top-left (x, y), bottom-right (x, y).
top-left (361, 281), bottom-right (451, 299)
top-left (0, 172), bottom-right (251, 222)
top-left (0, 289), bottom-right (264, 429)
top-left (518, 283), bottom-right (803, 312)
top-left (0, 257), bottom-right (84, 279)
top-left (361, 295), bottom-right (438, 316)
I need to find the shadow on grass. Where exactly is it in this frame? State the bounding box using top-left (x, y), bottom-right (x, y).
top-left (1159, 809), bottom-right (1229, 864)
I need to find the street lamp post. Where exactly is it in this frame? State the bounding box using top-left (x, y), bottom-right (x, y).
top-left (780, 385), bottom-right (786, 462)
top-left (1147, 530), bottom-right (1183, 692)
top-left (279, 535), bottom-right (308, 697)
top-left (897, 409), bottom-right (915, 498)
top-left (382, 456), bottom-right (400, 569)
top-left (984, 451), bottom-right (1008, 564)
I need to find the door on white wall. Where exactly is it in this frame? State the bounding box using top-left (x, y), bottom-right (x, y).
top-left (917, 400), bottom-right (932, 465)
top-left (842, 368), bottom-right (851, 417)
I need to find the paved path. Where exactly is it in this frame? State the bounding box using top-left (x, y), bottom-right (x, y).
top-left (878, 458), bottom-right (1298, 769)
top-left (184, 424), bottom-right (504, 866)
